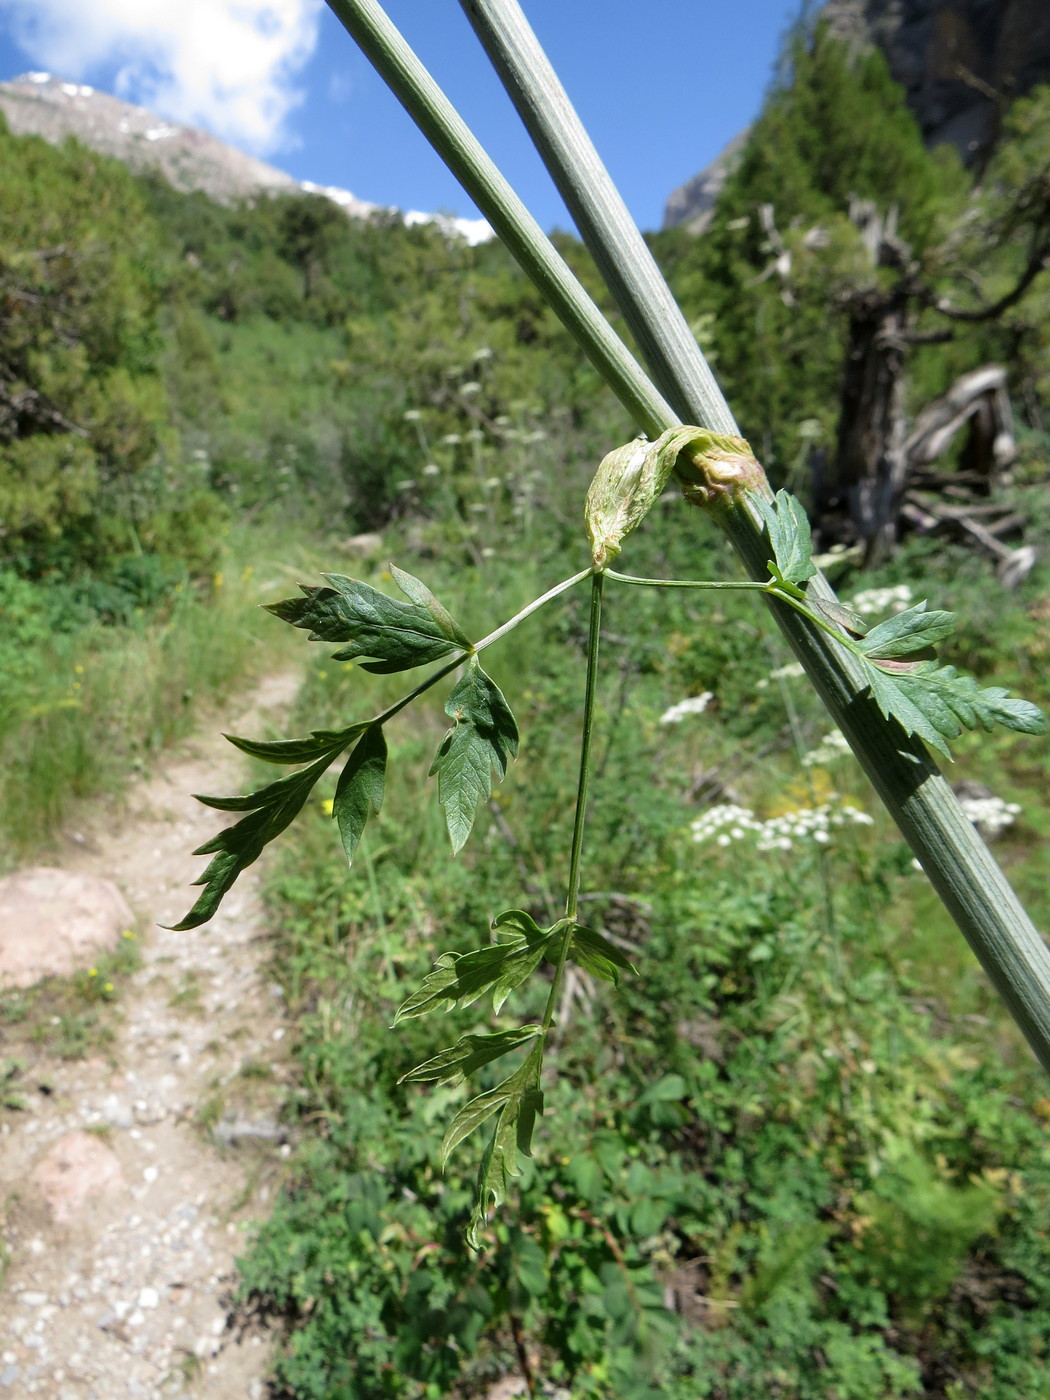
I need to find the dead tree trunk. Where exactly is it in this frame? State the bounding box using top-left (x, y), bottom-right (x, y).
top-left (829, 286), bottom-right (911, 563)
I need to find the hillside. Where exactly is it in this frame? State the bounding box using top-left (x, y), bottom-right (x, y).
top-left (0, 71), bottom-right (490, 243)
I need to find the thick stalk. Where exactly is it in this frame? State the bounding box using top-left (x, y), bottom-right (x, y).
top-left (459, 0), bottom-right (736, 433)
top-left (324, 0), bottom-right (674, 439)
top-left (324, 0), bottom-right (1050, 1071)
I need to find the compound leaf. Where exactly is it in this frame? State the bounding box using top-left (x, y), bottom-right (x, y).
top-left (569, 924), bottom-right (638, 986)
top-left (861, 656), bottom-right (1046, 758)
top-left (399, 1025), bottom-right (543, 1085)
top-left (265, 570), bottom-right (469, 673)
top-left (756, 490), bottom-right (816, 586)
top-left (464, 1052), bottom-right (544, 1250)
top-left (332, 724), bottom-right (387, 865)
top-left (393, 913), bottom-right (554, 1024)
top-left (430, 657), bottom-right (519, 853)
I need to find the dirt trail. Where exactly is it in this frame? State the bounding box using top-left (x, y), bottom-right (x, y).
top-left (0, 672), bottom-right (301, 1400)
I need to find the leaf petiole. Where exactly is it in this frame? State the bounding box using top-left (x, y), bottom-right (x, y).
top-left (375, 566), bottom-right (593, 726)
top-left (473, 566), bottom-right (594, 653)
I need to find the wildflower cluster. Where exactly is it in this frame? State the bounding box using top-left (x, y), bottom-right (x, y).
top-left (957, 793), bottom-right (1021, 838)
top-left (802, 729), bottom-right (852, 766)
top-left (660, 692), bottom-right (713, 724)
top-left (849, 583), bottom-right (913, 616)
top-left (691, 798), bottom-right (874, 851)
top-left (756, 661), bottom-right (805, 690)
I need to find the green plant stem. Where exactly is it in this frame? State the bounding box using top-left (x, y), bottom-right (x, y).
top-left (325, 0), bottom-right (1050, 1071)
top-left (605, 569), bottom-right (861, 650)
top-left (474, 567), bottom-right (592, 652)
top-left (374, 653), bottom-right (466, 727)
top-left (542, 571), bottom-right (603, 1033)
top-left (606, 570), bottom-right (770, 593)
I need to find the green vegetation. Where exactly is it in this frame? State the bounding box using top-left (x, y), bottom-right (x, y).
top-left (3, 12), bottom-right (1050, 1397)
top-left (0, 112), bottom-right (615, 858)
top-left (234, 508), bottom-right (1050, 1398)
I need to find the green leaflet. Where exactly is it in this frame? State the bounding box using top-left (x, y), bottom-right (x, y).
top-left (812, 598), bottom-right (869, 637)
top-left (756, 489), bottom-right (817, 587)
top-left (429, 657), bottom-right (519, 853)
top-left (856, 602), bottom-right (957, 659)
top-left (225, 722), bottom-right (368, 765)
top-left (569, 923), bottom-right (638, 985)
top-left (387, 564), bottom-right (471, 648)
top-left (398, 1024), bottom-right (543, 1085)
top-left (392, 910), bottom-right (554, 1023)
top-left (332, 725), bottom-right (387, 865)
top-left (265, 567), bottom-right (470, 673)
top-left (434, 1042), bottom-right (544, 1251)
top-left (171, 748), bottom-right (340, 930)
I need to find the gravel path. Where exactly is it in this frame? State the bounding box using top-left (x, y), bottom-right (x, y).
top-left (0, 672), bottom-right (300, 1399)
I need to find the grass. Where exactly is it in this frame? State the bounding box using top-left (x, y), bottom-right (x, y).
top-left (227, 517), bottom-right (1050, 1400)
top-left (0, 521), bottom-right (311, 864)
top-left (0, 931), bottom-right (142, 1068)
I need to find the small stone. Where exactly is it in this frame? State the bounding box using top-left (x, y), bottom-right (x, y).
top-left (101, 1095), bottom-right (132, 1130)
top-left (137, 1287), bottom-right (159, 1310)
top-left (18, 1294), bottom-right (47, 1308)
top-left (32, 1133), bottom-right (123, 1224)
top-left (142, 1166), bottom-right (159, 1184)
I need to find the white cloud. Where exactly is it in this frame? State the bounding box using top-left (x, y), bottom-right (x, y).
top-left (7, 0), bottom-right (322, 154)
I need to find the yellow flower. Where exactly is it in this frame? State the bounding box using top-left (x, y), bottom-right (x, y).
top-left (88, 968), bottom-right (98, 977)
top-left (321, 798), bottom-right (335, 816)
top-left (104, 982), bottom-right (114, 993)
top-left (122, 929), bottom-right (136, 940)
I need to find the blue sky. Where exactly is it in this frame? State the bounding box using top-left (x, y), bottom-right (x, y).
top-left (0, 1), bottom-right (804, 232)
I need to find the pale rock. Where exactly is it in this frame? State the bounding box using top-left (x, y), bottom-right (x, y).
top-left (32, 1132), bottom-right (124, 1224)
top-left (0, 867), bottom-right (133, 988)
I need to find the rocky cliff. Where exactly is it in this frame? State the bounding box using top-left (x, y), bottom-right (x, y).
top-left (664, 0), bottom-right (1050, 230)
top-left (822, 0), bottom-right (1050, 160)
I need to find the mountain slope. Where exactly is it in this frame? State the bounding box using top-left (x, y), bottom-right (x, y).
top-left (0, 72), bottom-right (490, 243)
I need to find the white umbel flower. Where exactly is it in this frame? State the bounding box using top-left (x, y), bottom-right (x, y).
top-left (660, 693), bottom-right (714, 725)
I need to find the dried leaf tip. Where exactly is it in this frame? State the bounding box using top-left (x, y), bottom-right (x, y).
top-left (675, 430), bottom-right (766, 511)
